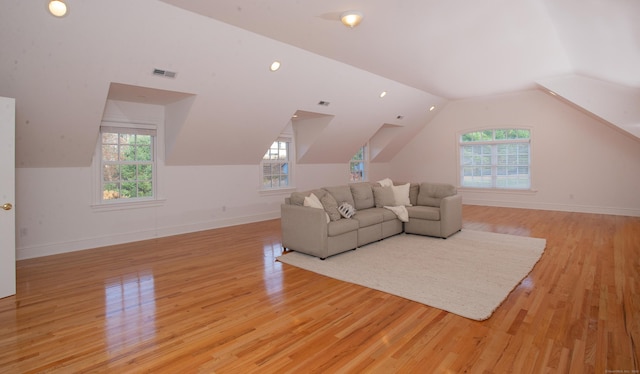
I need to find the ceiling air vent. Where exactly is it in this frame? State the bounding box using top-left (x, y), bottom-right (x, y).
top-left (153, 68), bottom-right (177, 78)
top-left (317, 100), bottom-right (330, 106)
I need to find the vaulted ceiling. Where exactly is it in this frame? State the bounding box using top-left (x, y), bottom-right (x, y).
top-left (1, 0), bottom-right (638, 169)
top-left (160, 0), bottom-right (640, 98)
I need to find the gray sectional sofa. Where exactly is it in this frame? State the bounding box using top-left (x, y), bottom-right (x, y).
top-left (280, 181), bottom-right (462, 259)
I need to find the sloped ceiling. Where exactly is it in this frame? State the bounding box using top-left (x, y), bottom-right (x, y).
top-left (160, 0), bottom-right (640, 98)
top-left (1, 0), bottom-right (638, 169)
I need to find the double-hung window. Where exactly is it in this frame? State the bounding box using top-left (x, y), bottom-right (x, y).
top-left (350, 145), bottom-right (367, 182)
top-left (100, 123), bottom-right (156, 201)
top-left (459, 129), bottom-right (531, 189)
top-left (261, 138), bottom-right (291, 189)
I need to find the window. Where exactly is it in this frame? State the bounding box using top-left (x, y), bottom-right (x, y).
top-left (262, 139), bottom-right (291, 189)
top-left (459, 129), bottom-right (531, 189)
top-left (350, 145), bottom-right (367, 182)
top-left (100, 124), bottom-right (156, 201)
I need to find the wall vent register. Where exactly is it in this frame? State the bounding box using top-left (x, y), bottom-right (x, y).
top-left (152, 68), bottom-right (176, 78)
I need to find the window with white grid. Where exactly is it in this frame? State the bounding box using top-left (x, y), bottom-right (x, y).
top-left (261, 139), bottom-right (291, 189)
top-left (100, 124), bottom-right (156, 201)
top-left (350, 145), bottom-right (367, 182)
top-left (459, 129), bottom-right (531, 189)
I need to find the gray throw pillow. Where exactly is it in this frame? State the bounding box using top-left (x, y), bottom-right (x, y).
top-left (373, 186), bottom-right (395, 208)
top-left (320, 193), bottom-right (342, 221)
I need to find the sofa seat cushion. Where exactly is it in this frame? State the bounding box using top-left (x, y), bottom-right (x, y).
top-left (406, 206), bottom-right (441, 221)
top-left (327, 218), bottom-right (359, 237)
top-left (352, 209), bottom-right (385, 227)
top-left (366, 207), bottom-right (398, 222)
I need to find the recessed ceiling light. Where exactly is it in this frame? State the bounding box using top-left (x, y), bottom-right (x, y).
top-left (48, 0), bottom-right (67, 17)
top-left (379, 91), bottom-right (387, 98)
top-left (429, 105), bottom-right (436, 111)
top-left (269, 61), bottom-right (281, 72)
top-left (340, 10), bottom-right (364, 28)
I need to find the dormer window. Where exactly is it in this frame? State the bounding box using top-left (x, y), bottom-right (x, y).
top-left (350, 145), bottom-right (368, 182)
top-left (261, 138), bottom-right (291, 190)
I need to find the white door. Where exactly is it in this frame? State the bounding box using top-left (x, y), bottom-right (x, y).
top-left (0, 97), bottom-right (16, 299)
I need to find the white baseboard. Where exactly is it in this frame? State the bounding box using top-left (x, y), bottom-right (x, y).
top-left (462, 198), bottom-right (640, 217)
top-left (17, 211), bottom-right (280, 260)
top-left (17, 200), bottom-right (639, 260)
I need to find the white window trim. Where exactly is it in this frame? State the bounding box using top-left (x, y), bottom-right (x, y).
top-left (92, 120), bottom-right (165, 211)
top-left (456, 128), bottom-right (535, 191)
top-left (259, 135), bottom-right (295, 192)
top-left (349, 144), bottom-right (368, 182)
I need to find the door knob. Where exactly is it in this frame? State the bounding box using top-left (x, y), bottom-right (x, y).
top-left (2, 203), bottom-right (12, 211)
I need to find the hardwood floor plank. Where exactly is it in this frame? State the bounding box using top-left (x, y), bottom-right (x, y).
top-left (0, 206), bottom-right (638, 373)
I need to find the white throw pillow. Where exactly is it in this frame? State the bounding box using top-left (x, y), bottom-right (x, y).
top-left (377, 177), bottom-right (394, 187)
top-left (304, 193), bottom-right (330, 223)
top-left (391, 183), bottom-right (412, 206)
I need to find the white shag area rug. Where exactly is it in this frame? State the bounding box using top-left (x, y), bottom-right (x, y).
top-left (277, 230), bottom-right (546, 321)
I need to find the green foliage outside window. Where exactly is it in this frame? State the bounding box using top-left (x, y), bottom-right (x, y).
top-left (102, 132), bottom-right (153, 200)
top-left (461, 129), bottom-right (530, 142)
top-left (350, 146), bottom-right (366, 182)
top-left (460, 129), bottom-right (531, 189)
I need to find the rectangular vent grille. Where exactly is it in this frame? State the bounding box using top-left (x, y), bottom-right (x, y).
top-left (153, 68), bottom-right (176, 78)
top-left (317, 100), bottom-right (330, 106)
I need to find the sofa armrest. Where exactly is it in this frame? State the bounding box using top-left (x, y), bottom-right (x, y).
top-left (280, 204), bottom-right (328, 258)
top-left (439, 194), bottom-right (463, 238)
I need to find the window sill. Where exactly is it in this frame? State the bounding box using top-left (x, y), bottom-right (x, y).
top-left (458, 187), bottom-right (538, 195)
top-left (91, 198), bottom-right (166, 212)
top-left (258, 187), bottom-right (296, 196)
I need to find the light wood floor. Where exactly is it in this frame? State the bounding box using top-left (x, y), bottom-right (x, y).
top-left (1, 206), bottom-right (638, 373)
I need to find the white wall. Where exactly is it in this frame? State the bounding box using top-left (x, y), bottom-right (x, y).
top-left (14, 97), bottom-right (394, 259)
top-left (16, 162), bottom-right (366, 260)
top-left (17, 88), bottom-right (640, 259)
top-left (389, 89), bottom-right (640, 216)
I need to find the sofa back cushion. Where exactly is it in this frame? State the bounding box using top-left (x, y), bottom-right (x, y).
top-left (417, 183), bottom-right (457, 207)
top-left (409, 183), bottom-right (420, 206)
top-left (290, 189), bottom-right (327, 206)
top-left (323, 185), bottom-right (355, 207)
top-left (373, 186), bottom-right (396, 208)
top-left (350, 182), bottom-right (375, 210)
